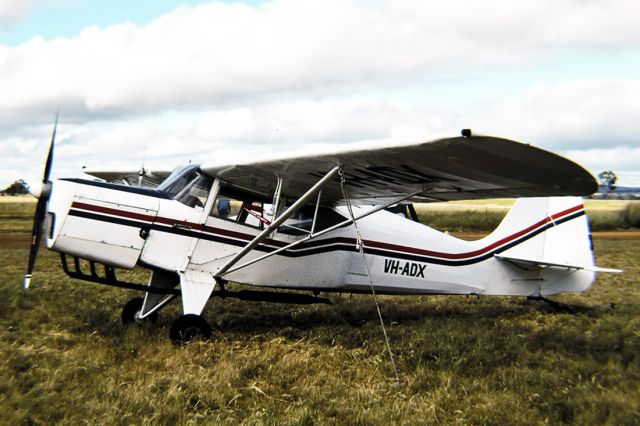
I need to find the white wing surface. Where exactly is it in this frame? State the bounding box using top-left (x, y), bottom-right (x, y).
top-left (201, 135), bottom-right (597, 205)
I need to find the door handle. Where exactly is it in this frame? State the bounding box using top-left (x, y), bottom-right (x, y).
top-left (173, 223), bottom-right (191, 231)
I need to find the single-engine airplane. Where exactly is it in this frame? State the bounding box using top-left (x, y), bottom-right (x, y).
top-left (25, 121), bottom-right (621, 343)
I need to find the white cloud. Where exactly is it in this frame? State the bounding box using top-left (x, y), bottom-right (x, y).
top-left (8, 78), bottom-right (640, 188)
top-left (2, 0), bottom-right (640, 124)
top-left (566, 147), bottom-right (640, 174)
top-left (467, 79), bottom-right (640, 150)
top-left (0, 0), bottom-right (34, 26)
top-left (566, 147), bottom-right (640, 186)
top-left (0, 0), bottom-right (75, 28)
top-left (6, 97), bottom-right (454, 187)
top-left (3, 0), bottom-right (640, 189)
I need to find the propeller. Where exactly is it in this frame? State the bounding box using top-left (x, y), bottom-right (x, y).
top-left (24, 112), bottom-right (58, 289)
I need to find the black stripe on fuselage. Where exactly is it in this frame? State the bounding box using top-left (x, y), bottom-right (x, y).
top-left (68, 209), bottom-right (279, 255)
top-left (67, 207), bottom-right (584, 266)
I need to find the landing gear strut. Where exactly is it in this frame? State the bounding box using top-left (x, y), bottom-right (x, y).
top-left (170, 314), bottom-right (212, 344)
top-left (121, 297), bottom-right (159, 325)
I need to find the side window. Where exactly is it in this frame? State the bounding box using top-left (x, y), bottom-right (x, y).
top-left (211, 188), bottom-right (269, 229)
top-left (277, 204), bottom-right (346, 235)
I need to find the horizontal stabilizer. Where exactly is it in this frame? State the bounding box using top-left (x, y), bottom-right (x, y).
top-left (495, 254), bottom-right (623, 273)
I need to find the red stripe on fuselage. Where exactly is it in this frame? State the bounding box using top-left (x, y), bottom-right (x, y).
top-left (363, 204), bottom-right (584, 259)
top-left (70, 201), bottom-right (584, 260)
top-left (70, 201), bottom-right (286, 247)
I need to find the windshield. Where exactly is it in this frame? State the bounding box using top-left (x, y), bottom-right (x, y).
top-left (157, 165), bottom-right (214, 209)
top-left (158, 165), bottom-right (199, 195)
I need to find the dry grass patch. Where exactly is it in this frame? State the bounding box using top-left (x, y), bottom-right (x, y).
top-left (0, 238), bottom-right (638, 424)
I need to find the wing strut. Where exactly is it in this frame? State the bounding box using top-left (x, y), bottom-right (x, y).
top-left (214, 166), bottom-right (342, 278)
top-left (220, 189), bottom-right (424, 277)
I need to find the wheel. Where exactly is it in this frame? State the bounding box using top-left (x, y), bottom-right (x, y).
top-left (170, 314), bottom-right (211, 344)
top-left (121, 297), bottom-right (158, 325)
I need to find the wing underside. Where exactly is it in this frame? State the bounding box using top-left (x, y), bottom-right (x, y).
top-left (201, 135), bottom-right (597, 205)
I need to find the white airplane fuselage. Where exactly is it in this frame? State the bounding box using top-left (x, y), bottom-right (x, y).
top-left (45, 177), bottom-right (596, 305)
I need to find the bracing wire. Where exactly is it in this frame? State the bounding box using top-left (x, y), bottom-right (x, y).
top-left (339, 169), bottom-right (400, 384)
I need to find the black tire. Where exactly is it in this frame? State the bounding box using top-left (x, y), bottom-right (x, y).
top-left (121, 297), bottom-right (158, 325)
top-left (170, 314), bottom-right (211, 344)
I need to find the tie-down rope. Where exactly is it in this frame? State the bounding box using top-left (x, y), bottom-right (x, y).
top-left (339, 169), bottom-right (400, 384)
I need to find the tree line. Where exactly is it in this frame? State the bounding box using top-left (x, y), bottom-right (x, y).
top-left (0, 180), bottom-right (30, 196)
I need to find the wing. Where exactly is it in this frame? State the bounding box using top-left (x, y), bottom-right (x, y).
top-left (82, 168), bottom-right (172, 187)
top-left (201, 135), bottom-right (597, 205)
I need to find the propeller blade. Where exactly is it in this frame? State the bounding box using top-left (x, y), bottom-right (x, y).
top-left (24, 112), bottom-right (58, 288)
top-left (42, 110), bottom-right (58, 182)
top-left (24, 197), bottom-right (48, 288)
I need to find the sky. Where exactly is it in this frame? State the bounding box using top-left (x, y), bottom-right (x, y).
top-left (1, 0), bottom-right (639, 190)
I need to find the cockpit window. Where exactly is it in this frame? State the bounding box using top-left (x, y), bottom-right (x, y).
top-left (211, 186), bottom-right (269, 228)
top-left (157, 165), bottom-right (213, 209)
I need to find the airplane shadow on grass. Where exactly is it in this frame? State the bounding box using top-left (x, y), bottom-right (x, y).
top-left (208, 294), bottom-right (598, 337)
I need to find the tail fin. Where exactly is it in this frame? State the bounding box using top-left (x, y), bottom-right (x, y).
top-left (489, 197), bottom-right (607, 295)
top-left (494, 197), bottom-right (593, 267)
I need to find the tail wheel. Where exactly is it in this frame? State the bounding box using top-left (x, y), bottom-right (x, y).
top-left (170, 314), bottom-right (211, 344)
top-left (121, 297), bottom-right (158, 325)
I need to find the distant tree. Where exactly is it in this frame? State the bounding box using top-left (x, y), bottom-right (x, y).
top-left (1, 179), bottom-right (30, 196)
top-left (598, 170), bottom-right (617, 194)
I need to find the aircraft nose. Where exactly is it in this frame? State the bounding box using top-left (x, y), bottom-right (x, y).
top-left (29, 181), bottom-right (53, 200)
top-left (43, 179), bottom-right (78, 246)
top-left (30, 181), bottom-right (42, 199)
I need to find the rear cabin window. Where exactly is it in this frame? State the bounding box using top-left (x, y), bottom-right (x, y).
top-left (277, 203), bottom-right (346, 236)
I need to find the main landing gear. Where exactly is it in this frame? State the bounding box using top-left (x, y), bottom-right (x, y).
top-left (121, 298), bottom-right (211, 344)
top-left (169, 314), bottom-right (212, 344)
top-left (120, 288), bottom-right (330, 344)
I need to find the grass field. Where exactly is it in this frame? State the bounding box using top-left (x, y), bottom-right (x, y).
top-left (1, 198), bottom-right (639, 424)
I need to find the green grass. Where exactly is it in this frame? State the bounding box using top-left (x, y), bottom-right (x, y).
top-left (1, 199), bottom-right (639, 424)
top-left (0, 197), bottom-right (36, 233)
top-left (415, 209), bottom-right (507, 233)
top-left (624, 202), bottom-right (640, 228)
